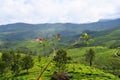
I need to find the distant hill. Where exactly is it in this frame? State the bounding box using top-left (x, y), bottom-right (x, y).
top-left (93, 27), bottom-right (120, 47)
top-left (0, 18), bottom-right (120, 49)
top-left (72, 26), bottom-right (120, 48)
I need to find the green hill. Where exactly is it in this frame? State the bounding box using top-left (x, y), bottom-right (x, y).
top-left (93, 27), bottom-right (120, 47)
top-left (72, 26), bottom-right (120, 48)
top-left (0, 18), bottom-right (120, 50)
top-left (67, 46), bottom-right (115, 66)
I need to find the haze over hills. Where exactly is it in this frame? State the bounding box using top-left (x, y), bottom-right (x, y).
top-left (0, 18), bottom-right (120, 49)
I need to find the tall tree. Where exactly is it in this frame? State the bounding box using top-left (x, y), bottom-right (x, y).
top-left (1, 50), bottom-right (14, 68)
top-left (0, 60), bottom-right (7, 75)
top-left (38, 55), bottom-right (41, 63)
top-left (80, 32), bottom-right (90, 46)
top-left (11, 53), bottom-right (22, 75)
top-left (21, 54), bottom-right (34, 73)
top-left (53, 49), bottom-right (70, 72)
top-left (85, 48), bottom-right (95, 66)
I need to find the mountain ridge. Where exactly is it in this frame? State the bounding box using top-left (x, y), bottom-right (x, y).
top-left (0, 18), bottom-right (120, 49)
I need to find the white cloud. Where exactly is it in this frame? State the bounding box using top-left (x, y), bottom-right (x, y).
top-left (0, 0), bottom-right (120, 24)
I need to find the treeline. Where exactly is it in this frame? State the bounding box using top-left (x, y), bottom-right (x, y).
top-left (0, 49), bottom-right (34, 77)
top-left (0, 47), bottom-right (37, 55)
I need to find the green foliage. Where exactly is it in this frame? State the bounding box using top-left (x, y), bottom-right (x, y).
top-left (109, 41), bottom-right (120, 49)
top-left (0, 20), bottom-right (120, 51)
top-left (93, 27), bottom-right (120, 47)
top-left (53, 49), bottom-right (70, 72)
top-left (110, 57), bottom-right (120, 69)
top-left (0, 21), bottom-right (119, 80)
top-left (21, 54), bottom-right (34, 73)
top-left (0, 50), bottom-right (119, 80)
top-left (80, 33), bottom-right (90, 42)
top-left (1, 50), bottom-right (14, 69)
top-left (15, 47), bottom-right (36, 55)
top-left (38, 55), bottom-right (41, 63)
top-left (84, 48), bottom-right (95, 66)
top-left (108, 56), bottom-right (120, 75)
top-left (66, 46), bottom-right (119, 71)
top-left (0, 60), bottom-right (7, 75)
top-left (11, 53), bottom-right (22, 75)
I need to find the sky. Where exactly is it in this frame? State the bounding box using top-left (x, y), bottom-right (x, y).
top-left (0, 0), bottom-right (120, 24)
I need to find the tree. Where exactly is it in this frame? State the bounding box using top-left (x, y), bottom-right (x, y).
top-left (1, 50), bottom-right (14, 68)
top-left (80, 32), bottom-right (90, 46)
top-left (21, 54), bottom-right (34, 73)
top-left (0, 60), bottom-right (7, 75)
top-left (53, 49), bottom-right (70, 72)
top-left (72, 32), bottom-right (92, 48)
top-left (38, 55), bottom-right (41, 63)
top-left (85, 48), bottom-right (95, 66)
top-left (11, 53), bottom-right (22, 75)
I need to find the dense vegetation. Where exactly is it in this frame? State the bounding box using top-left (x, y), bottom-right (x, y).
top-left (0, 18), bottom-right (120, 49)
top-left (0, 47), bottom-right (120, 80)
top-left (0, 19), bottom-right (120, 80)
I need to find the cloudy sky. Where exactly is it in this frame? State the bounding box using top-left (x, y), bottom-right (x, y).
top-left (0, 0), bottom-right (120, 24)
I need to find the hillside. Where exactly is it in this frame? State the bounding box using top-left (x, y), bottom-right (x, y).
top-left (72, 26), bottom-right (120, 48)
top-left (93, 27), bottom-right (120, 47)
top-left (67, 46), bottom-right (116, 67)
top-left (0, 18), bottom-right (120, 50)
top-left (0, 48), bottom-right (119, 80)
